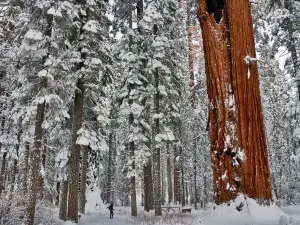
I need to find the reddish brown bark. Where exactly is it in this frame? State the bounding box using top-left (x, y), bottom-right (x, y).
top-left (197, 0), bottom-right (272, 204)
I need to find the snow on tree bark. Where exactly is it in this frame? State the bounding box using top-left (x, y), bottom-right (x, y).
top-left (79, 145), bottom-right (88, 214)
top-left (127, 2), bottom-right (137, 216)
top-left (25, 99), bottom-right (46, 225)
top-left (106, 131), bottom-right (113, 203)
top-left (25, 5), bottom-right (54, 223)
top-left (153, 63), bottom-right (162, 216)
top-left (67, 78), bottom-right (84, 222)
top-left (197, 0), bottom-right (272, 204)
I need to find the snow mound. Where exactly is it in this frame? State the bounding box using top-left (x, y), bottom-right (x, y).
top-left (200, 195), bottom-right (289, 225)
top-left (85, 188), bottom-right (105, 214)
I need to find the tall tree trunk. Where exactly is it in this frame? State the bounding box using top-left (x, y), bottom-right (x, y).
top-left (23, 142), bottom-right (30, 193)
top-left (8, 129), bottom-right (20, 198)
top-left (167, 143), bottom-right (172, 204)
top-left (141, 100), bottom-right (154, 212)
top-left (79, 145), bottom-right (88, 214)
top-left (0, 152), bottom-right (7, 194)
top-left (193, 141), bottom-right (197, 209)
top-left (143, 160), bottom-right (154, 211)
top-left (284, 0), bottom-right (299, 81)
top-left (153, 41), bottom-right (162, 215)
top-left (24, 6), bottom-right (54, 224)
top-left (127, 1), bottom-right (137, 216)
top-left (59, 179), bottom-right (68, 221)
top-left (197, 0), bottom-right (272, 204)
top-left (106, 131), bottom-right (113, 203)
top-left (181, 150), bottom-right (185, 207)
top-left (173, 146), bottom-right (180, 204)
top-left (67, 78), bottom-right (84, 222)
top-left (25, 100), bottom-right (46, 225)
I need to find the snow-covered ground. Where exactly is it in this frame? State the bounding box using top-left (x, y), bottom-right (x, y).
top-left (281, 206), bottom-right (300, 221)
top-left (63, 205), bottom-right (300, 225)
top-left (62, 192), bottom-right (300, 225)
top-left (78, 214), bottom-right (129, 225)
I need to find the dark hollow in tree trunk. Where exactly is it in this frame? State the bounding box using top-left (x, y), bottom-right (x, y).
top-left (197, 0), bottom-right (272, 204)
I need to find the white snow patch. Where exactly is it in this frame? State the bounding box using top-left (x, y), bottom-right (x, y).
top-left (25, 29), bottom-right (44, 41)
top-left (200, 195), bottom-right (289, 225)
top-left (83, 20), bottom-right (99, 33)
top-left (76, 136), bottom-right (89, 146)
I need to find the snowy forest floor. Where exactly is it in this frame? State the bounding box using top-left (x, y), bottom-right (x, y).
top-left (62, 205), bottom-right (300, 225)
top-left (75, 208), bottom-right (201, 225)
top-left (62, 192), bottom-right (300, 225)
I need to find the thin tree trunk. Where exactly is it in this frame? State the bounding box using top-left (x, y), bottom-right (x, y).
top-left (79, 145), bottom-right (88, 214)
top-left (0, 152), bottom-right (7, 194)
top-left (106, 121), bottom-right (113, 203)
top-left (23, 142), bottom-right (30, 193)
top-left (67, 78), bottom-right (84, 222)
top-left (59, 179), bottom-right (68, 221)
top-left (167, 144), bottom-right (172, 204)
top-left (197, 0), bottom-right (272, 204)
top-left (193, 140), bottom-right (197, 209)
top-left (10, 128), bottom-right (21, 191)
top-left (162, 167), bottom-right (165, 206)
top-left (153, 37), bottom-right (162, 215)
top-left (173, 146), bottom-right (180, 204)
top-left (181, 156), bottom-right (185, 207)
top-left (185, 182), bottom-right (189, 205)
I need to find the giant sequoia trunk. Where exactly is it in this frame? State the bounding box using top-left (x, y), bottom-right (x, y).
top-left (197, 0), bottom-right (272, 204)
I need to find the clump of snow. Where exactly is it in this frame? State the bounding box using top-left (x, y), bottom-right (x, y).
top-left (24, 29), bottom-right (44, 41)
top-left (200, 195), bottom-right (289, 225)
top-left (244, 55), bottom-right (261, 65)
top-left (76, 136), bottom-right (89, 146)
top-left (83, 20), bottom-right (99, 33)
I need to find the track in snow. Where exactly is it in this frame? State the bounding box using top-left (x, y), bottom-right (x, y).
top-left (79, 214), bottom-right (130, 225)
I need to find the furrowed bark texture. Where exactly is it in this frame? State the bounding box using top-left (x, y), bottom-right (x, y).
top-left (26, 100), bottom-right (46, 225)
top-left (59, 180), bottom-right (68, 221)
top-left (67, 78), bottom-right (84, 222)
top-left (197, 0), bottom-right (272, 204)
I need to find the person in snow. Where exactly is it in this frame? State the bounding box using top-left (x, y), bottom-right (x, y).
top-left (107, 202), bottom-right (115, 218)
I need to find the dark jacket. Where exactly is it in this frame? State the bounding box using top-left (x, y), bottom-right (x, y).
top-left (108, 204), bottom-right (114, 211)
